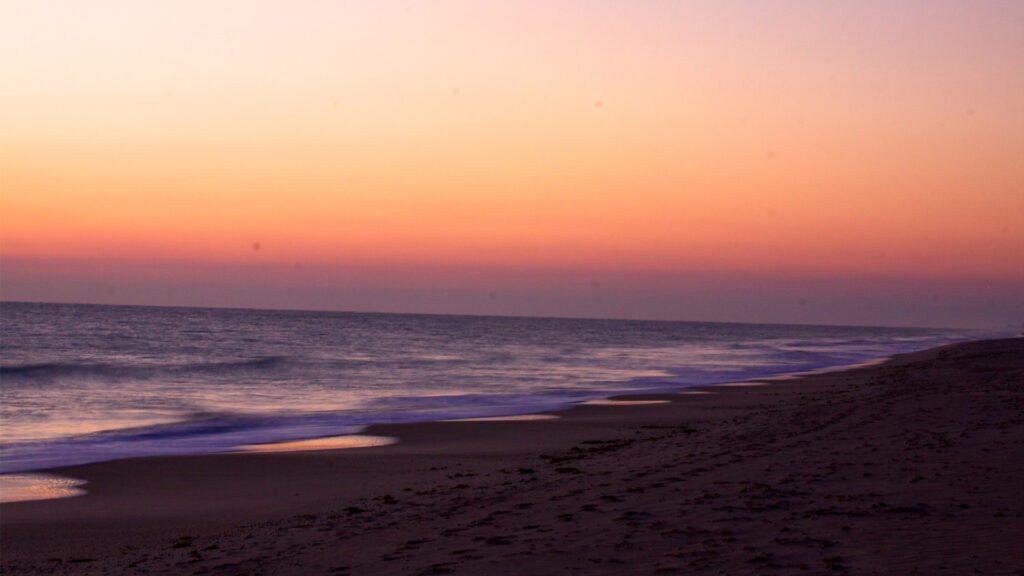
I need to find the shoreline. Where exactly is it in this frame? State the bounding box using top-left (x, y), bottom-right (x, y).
top-left (0, 345), bottom-right (960, 479)
top-left (0, 351), bottom-right (914, 501)
top-left (2, 337), bottom-right (1022, 574)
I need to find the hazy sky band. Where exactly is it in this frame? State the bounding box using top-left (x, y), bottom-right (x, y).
top-left (2, 1), bottom-right (1022, 327)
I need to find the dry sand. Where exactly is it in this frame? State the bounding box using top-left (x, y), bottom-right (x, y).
top-left (2, 338), bottom-right (1022, 575)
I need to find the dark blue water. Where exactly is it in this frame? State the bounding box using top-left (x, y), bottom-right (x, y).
top-left (0, 302), bottom-right (982, 473)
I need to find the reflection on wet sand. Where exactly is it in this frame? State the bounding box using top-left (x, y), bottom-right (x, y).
top-left (236, 435), bottom-right (397, 453)
top-left (582, 399), bottom-right (671, 405)
top-left (442, 414), bottom-right (559, 422)
top-left (0, 473), bottom-right (87, 503)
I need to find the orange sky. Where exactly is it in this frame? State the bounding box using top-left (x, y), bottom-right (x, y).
top-left (1, 1), bottom-right (1022, 327)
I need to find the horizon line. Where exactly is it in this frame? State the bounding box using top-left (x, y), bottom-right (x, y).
top-left (0, 298), bottom-right (979, 333)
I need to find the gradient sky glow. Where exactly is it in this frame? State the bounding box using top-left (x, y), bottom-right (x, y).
top-left (2, 1), bottom-right (1022, 328)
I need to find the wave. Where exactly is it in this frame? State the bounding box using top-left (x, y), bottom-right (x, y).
top-left (0, 356), bottom-right (293, 383)
top-left (1, 362), bottom-right (68, 376)
top-left (0, 395), bottom-right (581, 474)
top-left (0, 412), bottom-right (367, 474)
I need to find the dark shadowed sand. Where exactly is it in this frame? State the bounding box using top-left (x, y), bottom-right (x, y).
top-left (2, 338), bottom-right (1022, 575)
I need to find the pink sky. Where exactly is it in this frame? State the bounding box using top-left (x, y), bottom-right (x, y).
top-left (1, 1), bottom-right (1022, 328)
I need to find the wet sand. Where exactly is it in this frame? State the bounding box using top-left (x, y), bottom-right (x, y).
top-left (2, 338), bottom-right (1022, 575)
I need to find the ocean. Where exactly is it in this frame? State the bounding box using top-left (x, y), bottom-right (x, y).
top-left (0, 302), bottom-right (983, 474)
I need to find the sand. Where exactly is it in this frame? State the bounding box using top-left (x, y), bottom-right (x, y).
top-left (2, 338), bottom-right (1022, 575)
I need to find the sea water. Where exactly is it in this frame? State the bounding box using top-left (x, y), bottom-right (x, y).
top-left (0, 302), bottom-right (984, 473)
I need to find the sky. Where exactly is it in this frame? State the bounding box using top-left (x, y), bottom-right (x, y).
top-left (1, 0), bottom-right (1022, 328)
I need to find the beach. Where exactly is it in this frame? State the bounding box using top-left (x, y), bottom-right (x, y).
top-left (2, 337), bottom-right (1022, 574)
